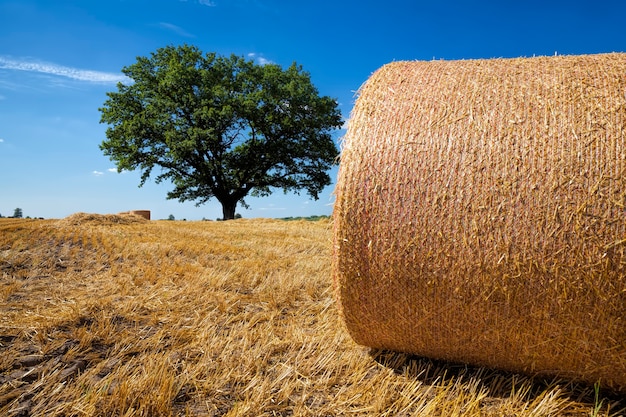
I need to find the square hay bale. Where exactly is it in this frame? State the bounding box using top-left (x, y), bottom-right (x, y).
top-left (332, 53), bottom-right (626, 392)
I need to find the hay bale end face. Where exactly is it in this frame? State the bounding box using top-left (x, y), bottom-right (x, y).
top-left (332, 53), bottom-right (626, 392)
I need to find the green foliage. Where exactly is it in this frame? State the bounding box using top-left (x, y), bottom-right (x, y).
top-left (591, 382), bottom-right (604, 417)
top-left (12, 208), bottom-right (23, 218)
top-left (100, 44), bottom-right (342, 220)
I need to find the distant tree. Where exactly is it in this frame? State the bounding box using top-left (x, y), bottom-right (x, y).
top-left (168, 214), bottom-right (175, 221)
top-left (12, 208), bottom-right (23, 218)
top-left (99, 44), bottom-right (342, 220)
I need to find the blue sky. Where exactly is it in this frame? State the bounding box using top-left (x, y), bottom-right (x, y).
top-left (1, 0), bottom-right (625, 220)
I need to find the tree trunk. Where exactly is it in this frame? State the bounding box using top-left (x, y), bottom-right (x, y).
top-left (220, 199), bottom-right (237, 220)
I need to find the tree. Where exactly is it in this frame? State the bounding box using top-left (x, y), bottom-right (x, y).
top-left (99, 45), bottom-right (342, 220)
top-left (12, 208), bottom-right (23, 218)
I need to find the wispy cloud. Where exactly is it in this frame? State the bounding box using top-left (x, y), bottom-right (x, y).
top-left (0, 56), bottom-right (129, 84)
top-left (92, 170), bottom-right (104, 177)
top-left (247, 53), bottom-right (274, 66)
top-left (259, 203), bottom-right (286, 211)
top-left (158, 22), bottom-right (195, 37)
top-left (179, 0), bottom-right (216, 6)
top-left (0, 138), bottom-right (4, 143)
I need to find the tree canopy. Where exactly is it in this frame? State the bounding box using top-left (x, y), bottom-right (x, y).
top-left (100, 45), bottom-right (342, 219)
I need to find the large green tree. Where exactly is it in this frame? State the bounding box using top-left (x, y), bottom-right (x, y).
top-left (100, 45), bottom-right (342, 220)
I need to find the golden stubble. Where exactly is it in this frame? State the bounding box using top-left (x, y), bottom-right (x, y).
top-left (0, 216), bottom-right (623, 416)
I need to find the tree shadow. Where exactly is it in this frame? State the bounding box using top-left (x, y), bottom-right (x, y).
top-left (370, 349), bottom-right (625, 413)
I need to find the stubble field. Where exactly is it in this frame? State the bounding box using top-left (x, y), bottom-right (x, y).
top-left (0, 214), bottom-right (623, 416)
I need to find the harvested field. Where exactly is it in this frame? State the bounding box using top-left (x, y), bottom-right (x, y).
top-left (0, 217), bottom-right (624, 416)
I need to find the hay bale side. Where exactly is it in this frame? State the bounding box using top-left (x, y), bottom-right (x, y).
top-left (332, 53), bottom-right (626, 392)
top-left (129, 210), bottom-right (151, 220)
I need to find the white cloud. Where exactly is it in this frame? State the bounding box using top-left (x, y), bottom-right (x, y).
top-left (108, 167), bottom-right (129, 174)
top-left (0, 56), bottom-right (130, 84)
top-left (0, 138), bottom-right (4, 143)
top-left (92, 170), bottom-right (104, 176)
top-left (158, 22), bottom-right (195, 37)
top-left (247, 53), bottom-right (274, 66)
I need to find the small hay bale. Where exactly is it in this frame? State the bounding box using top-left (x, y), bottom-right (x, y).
top-left (129, 210), bottom-right (151, 220)
top-left (332, 53), bottom-right (626, 392)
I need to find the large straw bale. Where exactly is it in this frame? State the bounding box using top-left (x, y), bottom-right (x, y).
top-left (332, 53), bottom-right (626, 392)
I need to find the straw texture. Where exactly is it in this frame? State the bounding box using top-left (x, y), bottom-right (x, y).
top-left (129, 210), bottom-right (151, 220)
top-left (60, 212), bottom-right (149, 225)
top-left (332, 53), bottom-right (626, 392)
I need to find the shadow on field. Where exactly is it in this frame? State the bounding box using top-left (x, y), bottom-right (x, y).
top-left (370, 349), bottom-right (625, 413)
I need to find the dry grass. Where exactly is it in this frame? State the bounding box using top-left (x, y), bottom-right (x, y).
top-left (0, 216), bottom-right (624, 416)
top-left (333, 53), bottom-right (626, 393)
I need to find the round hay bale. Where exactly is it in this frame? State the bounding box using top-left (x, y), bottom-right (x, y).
top-left (332, 53), bottom-right (626, 392)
